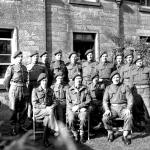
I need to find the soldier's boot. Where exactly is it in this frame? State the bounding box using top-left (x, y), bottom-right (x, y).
top-left (107, 130), bottom-right (114, 142)
top-left (72, 130), bottom-right (79, 142)
top-left (80, 130), bottom-right (86, 143)
top-left (43, 127), bottom-right (51, 147)
top-left (11, 125), bottom-right (17, 136)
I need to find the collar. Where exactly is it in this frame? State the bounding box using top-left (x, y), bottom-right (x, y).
top-left (70, 85), bottom-right (86, 93)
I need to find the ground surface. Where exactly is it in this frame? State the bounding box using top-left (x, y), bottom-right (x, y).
top-left (0, 121), bottom-right (150, 150)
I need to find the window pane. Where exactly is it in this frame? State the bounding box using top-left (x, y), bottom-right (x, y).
top-left (0, 55), bottom-right (11, 63)
top-left (0, 29), bottom-right (12, 38)
top-left (0, 65), bottom-right (8, 78)
top-left (0, 40), bottom-right (11, 54)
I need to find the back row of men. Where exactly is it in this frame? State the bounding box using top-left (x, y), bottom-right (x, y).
top-left (3, 47), bottom-right (150, 145)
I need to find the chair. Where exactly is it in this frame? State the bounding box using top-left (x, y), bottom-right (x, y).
top-left (32, 114), bottom-right (44, 141)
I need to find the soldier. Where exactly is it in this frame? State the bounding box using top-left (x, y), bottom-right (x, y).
top-left (32, 73), bottom-right (59, 147)
top-left (88, 72), bottom-right (103, 132)
top-left (66, 73), bottom-right (91, 143)
top-left (51, 72), bottom-right (68, 123)
top-left (40, 51), bottom-right (52, 86)
top-left (113, 51), bottom-right (124, 72)
top-left (50, 49), bottom-right (68, 84)
top-left (102, 71), bottom-right (133, 145)
top-left (131, 56), bottom-right (150, 126)
top-left (96, 50), bottom-right (114, 92)
top-left (3, 51), bottom-right (28, 135)
top-left (120, 47), bottom-right (134, 86)
top-left (27, 51), bottom-right (46, 119)
top-left (66, 51), bottom-right (82, 86)
top-left (82, 49), bottom-right (98, 86)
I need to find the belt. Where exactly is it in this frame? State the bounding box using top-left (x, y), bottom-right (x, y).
top-left (135, 85), bottom-right (150, 89)
top-left (10, 82), bottom-right (26, 86)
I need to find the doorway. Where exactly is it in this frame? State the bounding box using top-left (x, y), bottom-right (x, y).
top-left (73, 32), bottom-right (95, 60)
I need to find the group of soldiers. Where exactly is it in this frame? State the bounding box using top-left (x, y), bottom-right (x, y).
top-left (3, 46), bottom-right (150, 146)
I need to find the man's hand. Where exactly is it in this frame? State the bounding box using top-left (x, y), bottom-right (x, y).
top-left (124, 109), bottom-right (131, 117)
top-left (72, 105), bottom-right (79, 112)
top-left (104, 110), bottom-right (111, 117)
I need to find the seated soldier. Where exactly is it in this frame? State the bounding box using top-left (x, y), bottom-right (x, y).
top-left (102, 71), bottom-right (133, 145)
top-left (51, 72), bottom-right (68, 123)
top-left (32, 73), bottom-right (59, 147)
top-left (66, 73), bottom-right (91, 143)
top-left (88, 73), bottom-right (103, 132)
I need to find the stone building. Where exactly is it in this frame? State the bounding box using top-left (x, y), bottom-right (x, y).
top-left (0, 0), bottom-right (150, 119)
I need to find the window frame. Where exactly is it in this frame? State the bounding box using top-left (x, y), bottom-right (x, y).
top-left (0, 28), bottom-right (18, 89)
top-left (69, 0), bottom-right (101, 6)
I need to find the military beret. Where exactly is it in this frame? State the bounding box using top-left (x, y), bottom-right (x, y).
top-left (40, 51), bottom-right (48, 58)
top-left (68, 51), bottom-right (77, 59)
top-left (133, 56), bottom-right (143, 64)
top-left (124, 47), bottom-right (134, 58)
top-left (115, 52), bottom-right (123, 59)
top-left (99, 50), bottom-right (107, 58)
top-left (37, 73), bottom-right (47, 82)
top-left (72, 72), bottom-right (82, 81)
top-left (13, 51), bottom-right (22, 59)
top-left (54, 49), bottom-right (62, 56)
top-left (85, 49), bottom-right (93, 56)
top-left (91, 72), bottom-right (99, 80)
top-left (55, 72), bottom-right (64, 79)
top-left (110, 70), bottom-right (120, 80)
top-left (30, 51), bottom-right (39, 57)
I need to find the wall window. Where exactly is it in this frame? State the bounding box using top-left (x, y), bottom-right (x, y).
top-left (140, 0), bottom-right (150, 6)
top-left (69, 0), bottom-right (101, 6)
top-left (140, 36), bottom-right (150, 44)
top-left (0, 28), bottom-right (17, 87)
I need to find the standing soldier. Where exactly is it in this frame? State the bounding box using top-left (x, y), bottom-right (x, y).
top-left (50, 50), bottom-right (68, 84)
top-left (66, 73), bottom-right (91, 143)
top-left (131, 56), bottom-right (150, 126)
top-left (40, 51), bottom-right (52, 86)
top-left (3, 51), bottom-right (28, 135)
top-left (96, 50), bottom-right (114, 93)
top-left (82, 49), bottom-right (98, 86)
top-left (120, 47), bottom-right (134, 86)
top-left (113, 51), bottom-right (124, 72)
top-left (27, 51), bottom-right (46, 119)
top-left (66, 52), bottom-right (82, 86)
top-left (88, 72), bottom-right (103, 132)
top-left (102, 71), bottom-right (133, 145)
top-left (51, 72), bottom-right (68, 123)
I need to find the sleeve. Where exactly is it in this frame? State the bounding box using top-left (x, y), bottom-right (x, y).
top-left (125, 86), bottom-right (134, 111)
top-left (78, 89), bottom-right (91, 108)
top-left (32, 88), bottom-right (46, 109)
top-left (103, 86), bottom-right (110, 111)
top-left (119, 66), bottom-right (124, 83)
top-left (66, 88), bottom-right (73, 110)
top-left (3, 66), bottom-right (13, 91)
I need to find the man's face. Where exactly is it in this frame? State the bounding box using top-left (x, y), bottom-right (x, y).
top-left (15, 54), bottom-right (23, 64)
top-left (116, 55), bottom-right (123, 65)
top-left (55, 53), bottom-right (62, 61)
top-left (75, 76), bottom-right (82, 87)
top-left (112, 74), bottom-right (120, 85)
top-left (136, 59), bottom-right (143, 68)
top-left (40, 78), bottom-right (48, 88)
top-left (87, 53), bottom-right (93, 61)
top-left (31, 54), bottom-right (39, 64)
top-left (56, 76), bottom-right (63, 84)
top-left (70, 54), bottom-right (77, 64)
top-left (42, 54), bottom-right (48, 64)
top-left (101, 53), bottom-right (108, 63)
top-left (93, 77), bottom-right (99, 84)
top-left (126, 55), bottom-right (133, 64)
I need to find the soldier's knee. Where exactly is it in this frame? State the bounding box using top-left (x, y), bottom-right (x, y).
top-left (102, 115), bottom-right (109, 123)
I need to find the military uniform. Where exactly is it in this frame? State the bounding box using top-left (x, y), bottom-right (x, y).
top-left (102, 83), bottom-right (133, 132)
top-left (3, 51), bottom-right (28, 131)
top-left (131, 64), bottom-right (150, 122)
top-left (96, 61), bottom-right (113, 87)
top-left (32, 85), bottom-right (58, 132)
top-left (51, 83), bottom-right (68, 123)
top-left (50, 60), bottom-right (68, 84)
top-left (66, 62), bottom-right (82, 86)
top-left (66, 84), bottom-right (91, 138)
top-left (82, 61), bottom-right (98, 86)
